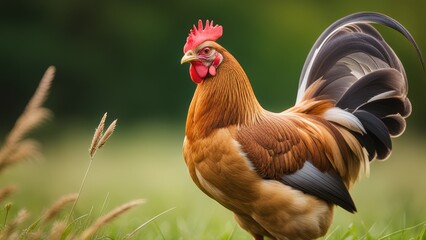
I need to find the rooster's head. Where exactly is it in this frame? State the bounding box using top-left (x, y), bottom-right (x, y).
top-left (181, 20), bottom-right (224, 84)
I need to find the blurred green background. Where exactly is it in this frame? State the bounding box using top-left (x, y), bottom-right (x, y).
top-left (1, 0), bottom-right (425, 239)
top-left (0, 0), bottom-right (425, 128)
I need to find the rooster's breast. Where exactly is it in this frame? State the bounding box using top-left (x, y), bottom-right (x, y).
top-left (183, 127), bottom-right (260, 212)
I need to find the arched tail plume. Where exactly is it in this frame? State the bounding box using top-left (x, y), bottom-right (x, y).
top-left (296, 12), bottom-right (423, 164)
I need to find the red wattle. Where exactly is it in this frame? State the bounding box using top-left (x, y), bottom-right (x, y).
top-left (193, 61), bottom-right (208, 78)
top-left (189, 64), bottom-right (203, 84)
top-left (189, 61), bottom-right (208, 84)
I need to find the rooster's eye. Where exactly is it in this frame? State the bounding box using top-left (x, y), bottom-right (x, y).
top-left (201, 47), bottom-right (211, 55)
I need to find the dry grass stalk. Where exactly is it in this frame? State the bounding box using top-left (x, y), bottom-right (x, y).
top-left (0, 140), bottom-right (42, 172)
top-left (68, 113), bottom-right (118, 222)
top-left (0, 209), bottom-right (30, 239)
top-left (79, 199), bottom-right (145, 240)
top-left (47, 221), bottom-right (67, 240)
top-left (0, 185), bottom-right (16, 202)
top-left (89, 112), bottom-right (107, 159)
top-left (27, 230), bottom-right (43, 240)
top-left (24, 66), bottom-right (55, 113)
top-left (42, 193), bottom-right (78, 222)
top-left (0, 66), bottom-right (55, 172)
top-left (5, 108), bottom-right (51, 148)
top-left (1, 232), bottom-right (19, 240)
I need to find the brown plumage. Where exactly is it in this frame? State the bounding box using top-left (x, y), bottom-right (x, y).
top-left (181, 13), bottom-right (423, 240)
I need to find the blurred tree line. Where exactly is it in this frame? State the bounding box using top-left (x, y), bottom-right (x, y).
top-left (1, 0), bottom-right (425, 133)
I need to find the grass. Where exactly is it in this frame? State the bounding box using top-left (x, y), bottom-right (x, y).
top-left (0, 67), bottom-right (425, 239)
top-left (0, 67), bottom-right (147, 239)
top-left (1, 122), bottom-right (426, 239)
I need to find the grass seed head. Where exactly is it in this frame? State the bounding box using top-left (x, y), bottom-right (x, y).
top-left (97, 119), bottom-right (117, 149)
top-left (79, 199), bottom-right (145, 240)
top-left (0, 185), bottom-right (16, 202)
top-left (42, 193), bottom-right (78, 222)
top-left (48, 221), bottom-right (67, 240)
top-left (0, 66), bottom-right (55, 172)
top-left (0, 209), bottom-right (30, 239)
top-left (89, 112), bottom-right (107, 159)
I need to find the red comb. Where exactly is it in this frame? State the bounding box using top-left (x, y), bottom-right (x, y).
top-left (183, 20), bottom-right (223, 53)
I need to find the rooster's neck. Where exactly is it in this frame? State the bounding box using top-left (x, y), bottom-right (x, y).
top-left (186, 50), bottom-right (263, 140)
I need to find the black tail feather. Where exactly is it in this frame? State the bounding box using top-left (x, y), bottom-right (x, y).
top-left (353, 110), bottom-right (392, 160)
top-left (296, 12), bottom-right (423, 163)
top-left (336, 69), bottom-right (406, 110)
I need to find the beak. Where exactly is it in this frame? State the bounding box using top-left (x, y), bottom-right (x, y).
top-left (181, 50), bottom-right (197, 64)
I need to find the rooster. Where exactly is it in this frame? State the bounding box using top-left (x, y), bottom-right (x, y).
top-left (181, 12), bottom-right (423, 240)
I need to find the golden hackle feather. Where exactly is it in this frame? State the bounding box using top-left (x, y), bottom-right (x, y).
top-left (185, 42), bottom-right (262, 141)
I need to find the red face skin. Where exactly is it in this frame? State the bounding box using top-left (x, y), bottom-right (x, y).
top-left (187, 47), bottom-right (222, 84)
